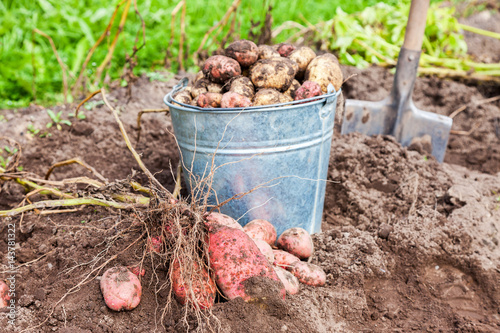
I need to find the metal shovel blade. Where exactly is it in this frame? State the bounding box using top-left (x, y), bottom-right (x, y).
top-left (341, 48), bottom-right (452, 163)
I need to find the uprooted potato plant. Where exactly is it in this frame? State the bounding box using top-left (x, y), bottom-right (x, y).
top-left (0, 89), bottom-right (226, 332)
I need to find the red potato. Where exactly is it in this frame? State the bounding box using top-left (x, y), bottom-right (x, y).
top-left (252, 238), bottom-right (275, 263)
top-left (273, 250), bottom-right (300, 269)
top-left (274, 43), bottom-right (296, 57)
top-left (277, 227), bottom-right (314, 259)
top-left (289, 261), bottom-right (326, 287)
top-left (100, 266), bottom-right (142, 311)
top-left (205, 212), bottom-right (243, 231)
top-left (207, 224), bottom-right (285, 301)
top-left (202, 55), bottom-right (242, 83)
top-left (243, 219), bottom-right (277, 245)
top-left (225, 40), bottom-right (259, 67)
top-left (127, 265), bottom-right (145, 277)
top-left (171, 259), bottom-right (216, 309)
top-left (147, 235), bottom-right (163, 253)
top-left (294, 81), bottom-right (322, 101)
top-left (274, 266), bottom-right (300, 295)
top-left (197, 92), bottom-right (223, 108)
top-left (221, 92), bottom-right (252, 108)
top-left (0, 280), bottom-right (11, 308)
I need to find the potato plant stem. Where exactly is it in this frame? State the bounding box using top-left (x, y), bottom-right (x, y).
top-left (459, 23), bottom-right (500, 41)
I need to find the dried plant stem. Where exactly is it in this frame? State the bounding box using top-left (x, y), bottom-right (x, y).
top-left (135, 108), bottom-right (169, 144)
top-left (74, 89), bottom-right (102, 119)
top-left (45, 157), bottom-right (108, 183)
top-left (101, 88), bottom-right (170, 195)
top-left (94, 0), bottom-right (132, 85)
top-left (179, 1), bottom-right (187, 71)
top-left (450, 121), bottom-right (481, 136)
top-left (193, 0), bottom-right (241, 64)
top-left (165, 0), bottom-right (185, 67)
top-left (172, 163), bottom-right (182, 199)
top-left (33, 29), bottom-right (69, 103)
top-left (418, 67), bottom-right (500, 83)
top-left (449, 95), bottom-right (500, 119)
top-left (72, 0), bottom-right (127, 95)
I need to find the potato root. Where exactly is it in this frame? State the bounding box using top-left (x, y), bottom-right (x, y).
top-left (250, 58), bottom-right (295, 92)
top-left (273, 250), bottom-right (300, 269)
top-left (205, 212), bottom-right (243, 231)
top-left (288, 46), bottom-right (316, 78)
top-left (289, 261), bottom-right (326, 287)
top-left (305, 53), bottom-right (343, 92)
top-left (258, 45), bottom-right (281, 60)
top-left (207, 224), bottom-right (285, 301)
top-left (202, 55), bottom-right (242, 83)
top-left (100, 266), bottom-right (142, 311)
top-left (197, 92), bottom-right (223, 108)
top-left (294, 81), bottom-right (322, 101)
top-left (225, 40), bottom-right (259, 67)
top-left (228, 76), bottom-right (255, 99)
top-left (171, 259), bottom-right (216, 309)
top-left (277, 227), bottom-right (314, 259)
top-left (274, 266), bottom-right (300, 295)
top-left (243, 219), bottom-right (277, 245)
top-left (221, 91), bottom-right (252, 108)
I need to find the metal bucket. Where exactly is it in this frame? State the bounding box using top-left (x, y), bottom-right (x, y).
top-left (164, 78), bottom-right (341, 236)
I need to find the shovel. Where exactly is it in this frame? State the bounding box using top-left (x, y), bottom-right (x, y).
top-left (341, 0), bottom-right (452, 162)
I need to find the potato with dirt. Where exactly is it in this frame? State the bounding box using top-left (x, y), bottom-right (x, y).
top-left (252, 238), bottom-right (275, 263)
top-left (258, 45), bottom-right (281, 60)
top-left (274, 266), bottom-right (300, 295)
top-left (289, 261), bottom-right (326, 287)
top-left (173, 90), bottom-right (192, 106)
top-left (197, 92), bottom-right (223, 108)
top-left (100, 266), bottom-right (142, 311)
top-left (273, 249), bottom-right (300, 269)
top-left (253, 89), bottom-right (290, 106)
top-left (250, 58), bottom-right (295, 91)
top-left (221, 91), bottom-right (252, 108)
top-left (171, 259), bottom-right (216, 309)
top-left (243, 219), bottom-right (277, 245)
top-left (274, 43), bottom-right (296, 57)
top-left (225, 40), bottom-right (259, 67)
top-left (0, 280), bottom-right (10, 307)
top-left (305, 53), bottom-right (343, 92)
top-left (227, 76), bottom-right (255, 99)
top-left (294, 81), bottom-right (322, 101)
top-left (191, 78), bottom-right (223, 99)
top-left (202, 55), bottom-right (242, 83)
top-left (283, 79), bottom-right (301, 100)
top-left (288, 46), bottom-right (316, 79)
top-left (204, 212), bottom-right (243, 231)
top-left (277, 227), bottom-right (314, 259)
top-left (207, 224), bottom-right (285, 301)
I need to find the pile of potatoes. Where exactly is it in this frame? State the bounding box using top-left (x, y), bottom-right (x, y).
top-left (173, 40), bottom-right (343, 108)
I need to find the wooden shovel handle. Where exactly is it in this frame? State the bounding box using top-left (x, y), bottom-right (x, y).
top-left (402, 0), bottom-right (430, 51)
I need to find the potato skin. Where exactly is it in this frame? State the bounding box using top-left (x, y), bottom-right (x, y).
top-left (0, 280), bottom-right (11, 307)
top-left (202, 55), bottom-right (242, 83)
top-left (243, 219), bottom-right (277, 245)
top-left (273, 250), bottom-right (300, 269)
top-left (277, 227), bottom-right (314, 259)
top-left (253, 89), bottom-right (289, 106)
top-left (100, 266), bottom-right (142, 311)
top-left (274, 266), bottom-right (300, 295)
top-left (305, 53), bottom-right (343, 92)
top-left (205, 212), bottom-right (243, 231)
top-left (250, 58), bottom-right (295, 92)
top-left (197, 92), bottom-right (223, 108)
top-left (275, 43), bottom-right (296, 57)
top-left (228, 76), bottom-right (255, 99)
top-left (221, 92), bottom-right (252, 108)
top-left (258, 45), bottom-right (281, 60)
top-left (252, 238), bottom-right (275, 263)
top-left (207, 224), bottom-right (285, 301)
top-left (294, 81), bottom-right (322, 101)
top-left (171, 259), bottom-right (216, 309)
top-left (225, 40), bottom-right (259, 67)
top-left (288, 46), bottom-right (316, 78)
top-left (283, 79), bottom-right (301, 100)
top-left (289, 261), bottom-right (326, 287)
top-left (173, 90), bottom-right (192, 105)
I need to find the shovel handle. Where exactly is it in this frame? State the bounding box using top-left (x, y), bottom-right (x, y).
top-left (402, 0), bottom-right (430, 51)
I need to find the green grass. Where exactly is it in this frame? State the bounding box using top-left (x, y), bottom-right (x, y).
top-left (0, 0), bottom-right (406, 109)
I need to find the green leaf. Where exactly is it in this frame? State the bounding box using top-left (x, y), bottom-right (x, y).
top-left (46, 109), bottom-right (57, 122)
top-left (46, 122), bottom-right (53, 129)
top-left (60, 119), bottom-right (72, 126)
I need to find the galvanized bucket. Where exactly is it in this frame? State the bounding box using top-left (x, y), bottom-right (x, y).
top-left (164, 78), bottom-right (341, 236)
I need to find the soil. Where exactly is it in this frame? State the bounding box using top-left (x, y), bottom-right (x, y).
top-left (1, 10), bottom-right (499, 333)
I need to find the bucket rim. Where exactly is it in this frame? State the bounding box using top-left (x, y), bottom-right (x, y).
top-left (163, 77), bottom-right (342, 114)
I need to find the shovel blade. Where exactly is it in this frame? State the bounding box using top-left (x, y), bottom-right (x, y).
top-left (341, 98), bottom-right (452, 162)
